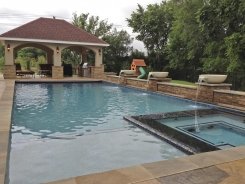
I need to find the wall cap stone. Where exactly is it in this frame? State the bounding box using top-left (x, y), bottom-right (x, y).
top-left (214, 90), bottom-right (245, 96)
top-left (158, 82), bottom-right (197, 89)
top-left (127, 78), bottom-right (147, 82)
top-left (196, 82), bottom-right (232, 87)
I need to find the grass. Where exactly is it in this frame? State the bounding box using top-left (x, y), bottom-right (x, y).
top-left (171, 80), bottom-right (196, 86)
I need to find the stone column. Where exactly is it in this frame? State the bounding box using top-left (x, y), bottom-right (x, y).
top-left (147, 78), bottom-right (172, 91)
top-left (119, 76), bottom-right (126, 85)
top-left (94, 48), bottom-right (102, 67)
top-left (3, 42), bottom-right (16, 79)
top-left (52, 66), bottom-right (64, 79)
top-left (90, 64), bottom-right (105, 79)
top-left (52, 45), bottom-right (63, 79)
top-left (197, 83), bottom-right (232, 103)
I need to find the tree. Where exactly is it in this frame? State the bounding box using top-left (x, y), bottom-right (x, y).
top-left (0, 43), bottom-right (4, 72)
top-left (70, 13), bottom-right (113, 66)
top-left (15, 47), bottom-right (46, 70)
top-left (167, 0), bottom-right (205, 81)
top-left (72, 12), bottom-right (112, 37)
top-left (127, 2), bottom-right (173, 70)
top-left (103, 29), bottom-right (133, 73)
top-left (198, 0), bottom-right (245, 73)
top-left (71, 13), bottom-right (133, 73)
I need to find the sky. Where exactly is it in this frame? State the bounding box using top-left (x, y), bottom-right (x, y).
top-left (0, 0), bottom-right (163, 51)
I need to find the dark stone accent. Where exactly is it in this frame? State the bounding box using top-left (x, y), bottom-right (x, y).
top-left (157, 166), bottom-right (229, 184)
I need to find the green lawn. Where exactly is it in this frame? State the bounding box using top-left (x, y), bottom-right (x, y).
top-left (171, 80), bottom-right (196, 86)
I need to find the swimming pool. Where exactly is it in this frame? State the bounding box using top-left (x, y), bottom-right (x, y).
top-left (9, 82), bottom-right (206, 184)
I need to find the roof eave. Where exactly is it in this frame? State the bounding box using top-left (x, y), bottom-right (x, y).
top-left (0, 37), bottom-right (109, 47)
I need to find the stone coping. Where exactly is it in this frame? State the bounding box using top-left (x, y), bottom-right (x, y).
top-left (0, 80), bottom-right (15, 184)
top-left (149, 77), bottom-right (171, 81)
top-left (158, 82), bottom-right (197, 89)
top-left (195, 82), bottom-right (232, 87)
top-left (106, 75), bottom-right (119, 78)
top-left (214, 89), bottom-right (245, 96)
top-left (120, 74), bottom-right (138, 78)
top-left (127, 78), bottom-right (147, 82)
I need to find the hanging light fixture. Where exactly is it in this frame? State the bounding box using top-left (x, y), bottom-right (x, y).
top-left (98, 49), bottom-right (101, 55)
top-left (56, 46), bottom-right (59, 54)
top-left (7, 44), bottom-right (10, 52)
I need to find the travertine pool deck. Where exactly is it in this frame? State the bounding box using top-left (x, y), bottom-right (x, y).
top-left (0, 77), bottom-right (245, 184)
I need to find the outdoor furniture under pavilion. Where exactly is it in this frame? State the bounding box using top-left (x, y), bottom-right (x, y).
top-left (15, 63), bottom-right (35, 78)
top-left (38, 64), bottom-right (53, 77)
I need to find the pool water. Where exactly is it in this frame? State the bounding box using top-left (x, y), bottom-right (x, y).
top-left (181, 122), bottom-right (245, 147)
top-left (158, 111), bottom-right (245, 149)
top-left (10, 82), bottom-right (205, 184)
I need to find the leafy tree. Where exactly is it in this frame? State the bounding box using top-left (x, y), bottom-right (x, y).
top-left (72, 13), bottom-right (133, 73)
top-left (15, 47), bottom-right (46, 70)
top-left (70, 13), bottom-right (113, 66)
top-left (103, 29), bottom-right (133, 73)
top-left (62, 48), bottom-right (81, 67)
top-left (72, 13), bottom-right (112, 37)
top-left (0, 43), bottom-right (4, 58)
top-left (167, 0), bottom-right (205, 81)
top-left (198, 0), bottom-right (245, 73)
top-left (0, 43), bottom-right (4, 72)
top-left (127, 2), bottom-right (173, 69)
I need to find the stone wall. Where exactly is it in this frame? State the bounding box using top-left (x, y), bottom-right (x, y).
top-left (197, 83), bottom-right (231, 103)
top-left (90, 65), bottom-right (104, 79)
top-left (157, 82), bottom-right (197, 100)
top-left (126, 78), bottom-right (148, 89)
top-left (106, 75), bottom-right (120, 84)
top-left (3, 65), bottom-right (16, 79)
top-left (213, 90), bottom-right (245, 110)
top-left (52, 66), bottom-right (63, 79)
top-left (147, 78), bottom-right (172, 91)
top-left (104, 75), bottom-right (244, 111)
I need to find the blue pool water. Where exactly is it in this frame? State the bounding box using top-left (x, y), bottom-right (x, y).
top-left (159, 112), bottom-right (245, 148)
top-left (183, 122), bottom-right (245, 147)
top-left (10, 82), bottom-right (205, 184)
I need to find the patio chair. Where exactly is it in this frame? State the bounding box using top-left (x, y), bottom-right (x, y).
top-left (63, 64), bottom-right (73, 76)
top-left (15, 63), bottom-right (35, 78)
top-left (39, 64), bottom-right (53, 77)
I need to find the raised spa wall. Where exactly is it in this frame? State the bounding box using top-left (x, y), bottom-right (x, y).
top-left (105, 75), bottom-right (245, 111)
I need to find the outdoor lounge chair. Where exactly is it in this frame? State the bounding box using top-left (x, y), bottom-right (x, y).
top-left (15, 63), bottom-right (35, 78)
top-left (39, 64), bottom-right (53, 77)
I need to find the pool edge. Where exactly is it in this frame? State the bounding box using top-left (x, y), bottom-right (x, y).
top-left (0, 79), bottom-right (15, 184)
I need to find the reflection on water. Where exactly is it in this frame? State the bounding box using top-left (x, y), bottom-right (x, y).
top-left (10, 83), bottom-right (196, 183)
top-left (12, 83), bottom-right (205, 140)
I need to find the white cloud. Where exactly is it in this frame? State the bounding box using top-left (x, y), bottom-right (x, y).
top-left (0, 0), bottom-right (162, 50)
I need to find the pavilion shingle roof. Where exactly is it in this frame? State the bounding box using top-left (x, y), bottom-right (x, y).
top-left (0, 17), bottom-right (108, 45)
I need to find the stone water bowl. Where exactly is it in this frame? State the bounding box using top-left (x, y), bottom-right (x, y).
top-left (198, 74), bottom-right (227, 84)
top-left (148, 72), bottom-right (169, 80)
top-left (119, 70), bottom-right (136, 76)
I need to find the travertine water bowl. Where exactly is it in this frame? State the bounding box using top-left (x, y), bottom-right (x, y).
top-left (148, 72), bottom-right (169, 80)
top-left (119, 70), bottom-right (136, 76)
top-left (199, 74), bottom-right (227, 84)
